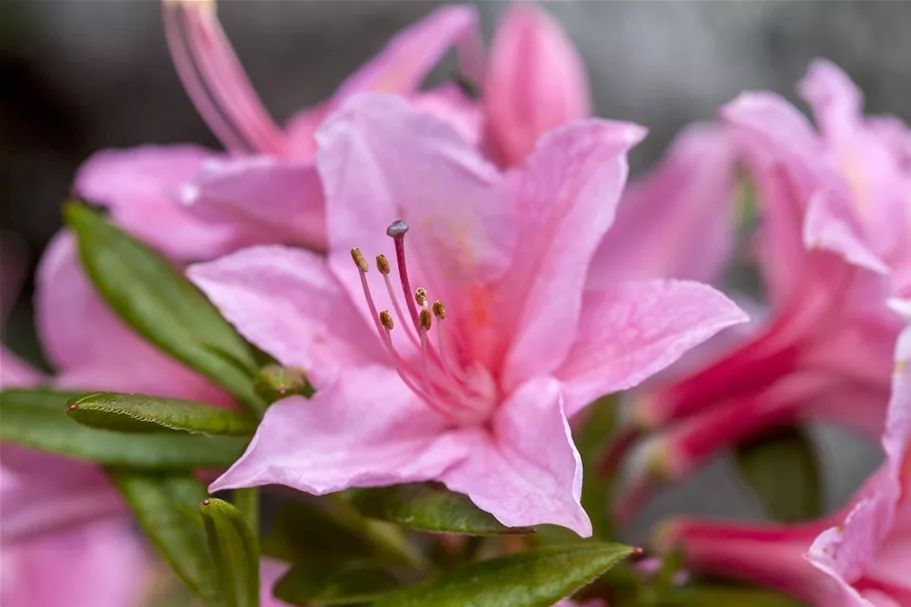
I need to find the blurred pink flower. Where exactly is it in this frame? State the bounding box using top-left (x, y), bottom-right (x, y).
top-left (189, 94), bottom-right (745, 535)
top-left (618, 60), bottom-right (911, 510)
top-left (658, 323), bottom-right (911, 607)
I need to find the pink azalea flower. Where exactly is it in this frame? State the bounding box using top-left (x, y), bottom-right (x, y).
top-left (189, 94), bottom-right (746, 535)
top-left (657, 322), bottom-right (911, 607)
top-left (618, 60), bottom-right (910, 508)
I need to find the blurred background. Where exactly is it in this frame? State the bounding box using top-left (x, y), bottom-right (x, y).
top-left (2, 0), bottom-right (909, 540)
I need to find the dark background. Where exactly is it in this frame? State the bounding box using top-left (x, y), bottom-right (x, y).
top-left (2, 0), bottom-right (908, 535)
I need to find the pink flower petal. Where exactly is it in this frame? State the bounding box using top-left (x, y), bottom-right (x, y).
top-left (35, 231), bottom-right (229, 401)
top-left (441, 377), bottom-right (591, 536)
top-left (556, 280), bottom-right (747, 416)
top-left (332, 5), bottom-right (480, 102)
top-left (588, 124), bottom-right (738, 286)
top-left (0, 348), bottom-right (41, 387)
top-left (188, 245), bottom-right (385, 390)
top-left (210, 365), bottom-right (464, 494)
top-left (804, 191), bottom-right (889, 275)
top-left (179, 156), bottom-right (327, 252)
top-left (0, 519), bottom-right (148, 607)
top-left (485, 3), bottom-right (591, 167)
top-left (74, 145), bottom-right (235, 261)
top-left (499, 120), bottom-right (645, 390)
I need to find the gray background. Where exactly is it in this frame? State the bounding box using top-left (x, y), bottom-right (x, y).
top-left (1, 0), bottom-right (902, 538)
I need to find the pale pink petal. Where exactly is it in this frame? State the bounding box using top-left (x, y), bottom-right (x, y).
top-left (34, 232), bottom-right (227, 403)
top-left (485, 3), bottom-right (591, 167)
top-left (556, 280), bottom-right (747, 417)
top-left (179, 156), bottom-right (327, 252)
top-left (441, 377), bottom-right (591, 537)
top-left (0, 519), bottom-right (149, 607)
top-left (0, 452), bottom-right (121, 544)
top-left (75, 145), bottom-right (235, 261)
top-left (261, 559), bottom-right (293, 607)
top-left (411, 84), bottom-right (484, 148)
top-left (588, 124), bottom-right (738, 286)
top-left (804, 191), bottom-right (889, 275)
top-left (332, 5), bottom-right (480, 102)
top-left (188, 245), bottom-right (384, 390)
top-left (721, 92), bottom-right (828, 307)
top-left (0, 348), bottom-right (41, 388)
top-left (499, 120), bottom-right (645, 390)
top-left (210, 365), bottom-right (465, 494)
top-left (799, 58), bottom-right (863, 139)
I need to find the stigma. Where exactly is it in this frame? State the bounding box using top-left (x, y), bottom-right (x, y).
top-left (350, 221), bottom-right (495, 425)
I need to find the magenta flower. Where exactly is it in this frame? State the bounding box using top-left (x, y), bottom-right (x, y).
top-left (619, 60), bottom-right (910, 505)
top-left (189, 94), bottom-right (746, 535)
top-left (658, 323), bottom-right (911, 607)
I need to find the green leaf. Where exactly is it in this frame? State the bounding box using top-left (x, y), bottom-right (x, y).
top-left (371, 543), bottom-right (636, 607)
top-left (200, 498), bottom-right (261, 607)
top-left (660, 583), bottom-right (809, 607)
top-left (734, 426), bottom-right (822, 522)
top-left (273, 560), bottom-right (398, 606)
top-left (1, 388), bottom-right (248, 469)
top-left (351, 483), bottom-right (531, 536)
top-left (64, 202), bottom-right (266, 415)
top-left (108, 469), bottom-right (220, 604)
top-left (66, 391), bottom-right (256, 436)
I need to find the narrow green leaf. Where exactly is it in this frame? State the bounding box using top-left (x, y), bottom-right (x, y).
top-left (1, 388), bottom-right (248, 469)
top-left (64, 202), bottom-right (265, 415)
top-left (66, 391), bottom-right (256, 436)
top-left (273, 560), bottom-right (398, 606)
top-left (371, 543), bottom-right (636, 607)
top-left (351, 483), bottom-right (531, 536)
top-left (735, 426), bottom-right (822, 522)
top-left (108, 470), bottom-right (220, 604)
top-left (200, 498), bottom-right (261, 607)
top-left (233, 488), bottom-right (260, 543)
top-left (660, 583), bottom-right (809, 607)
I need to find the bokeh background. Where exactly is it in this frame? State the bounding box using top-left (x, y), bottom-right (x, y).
top-left (2, 0), bottom-right (910, 541)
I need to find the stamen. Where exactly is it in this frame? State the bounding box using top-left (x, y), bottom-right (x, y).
top-left (387, 220), bottom-right (421, 330)
top-left (432, 300), bottom-right (447, 319)
top-left (376, 254), bottom-right (391, 275)
top-left (162, 0), bottom-right (286, 156)
top-left (415, 288), bottom-right (428, 308)
top-left (379, 310), bottom-right (394, 331)
top-left (419, 308), bottom-right (433, 331)
top-left (350, 248), bottom-right (369, 273)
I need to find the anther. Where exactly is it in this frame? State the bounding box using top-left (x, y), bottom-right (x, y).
top-left (415, 288), bottom-right (427, 307)
top-left (386, 220), bottom-right (409, 238)
top-left (350, 248), bottom-right (369, 272)
top-left (379, 310), bottom-right (395, 331)
top-left (419, 308), bottom-right (433, 331)
top-left (432, 300), bottom-right (447, 319)
top-left (376, 254), bottom-right (391, 275)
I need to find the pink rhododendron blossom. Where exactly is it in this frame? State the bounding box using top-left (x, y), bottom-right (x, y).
top-left (190, 94), bottom-right (746, 535)
top-left (658, 321), bottom-right (911, 607)
top-left (619, 60), bottom-right (911, 509)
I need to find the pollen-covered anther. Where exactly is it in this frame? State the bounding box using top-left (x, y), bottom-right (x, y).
top-left (432, 300), bottom-right (447, 320)
top-left (415, 288), bottom-right (428, 307)
top-left (379, 310), bottom-right (395, 331)
top-left (419, 308), bottom-right (433, 331)
top-left (350, 247), bottom-right (369, 272)
top-left (376, 254), bottom-right (391, 275)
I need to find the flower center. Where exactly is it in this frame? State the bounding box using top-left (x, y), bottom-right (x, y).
top-left (350, 220), bottom-right (496, 425)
